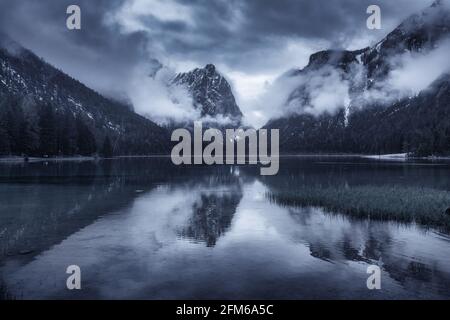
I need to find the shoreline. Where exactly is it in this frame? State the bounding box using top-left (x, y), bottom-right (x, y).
top-left (1, 153), bottom-right (450, 163)
top-left (0, 156), bottom-right (98, 163)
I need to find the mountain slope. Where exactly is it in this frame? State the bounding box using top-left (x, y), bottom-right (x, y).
top-left (0, 34), bottom-right (169, 156)
top-left (264, 0), bottom-right (450, 156)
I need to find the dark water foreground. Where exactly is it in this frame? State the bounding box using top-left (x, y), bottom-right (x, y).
top-left (1, 157), bottom-right (450, 299)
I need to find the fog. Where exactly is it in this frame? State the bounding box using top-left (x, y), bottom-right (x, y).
top-left (245, 34), bottom-right (450, 126)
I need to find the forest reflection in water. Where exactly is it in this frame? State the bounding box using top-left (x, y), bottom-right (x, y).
top-left (1, 157), bottom-right (450, 299)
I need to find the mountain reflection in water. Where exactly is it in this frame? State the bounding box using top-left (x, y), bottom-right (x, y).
top-left (1, 157), bottom-right (450, 299)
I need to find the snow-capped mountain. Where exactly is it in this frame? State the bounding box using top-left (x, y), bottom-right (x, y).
top-left (172, 64), bottom-right (243, 127)
top-left (264, 0), bottom-right (450, 156)
top-left (363, 0), bottom-right (450, 83)
top-left (0, 34), bottom-right (169, 156)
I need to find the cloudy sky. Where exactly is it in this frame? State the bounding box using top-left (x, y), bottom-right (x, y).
top-left (0, 0), bottom-right (435, 126)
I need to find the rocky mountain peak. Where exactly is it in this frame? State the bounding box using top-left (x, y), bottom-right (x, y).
top-left (172, 64), bottom-right (243, 125)
top-left (362, 0), bottom-right (450, 82)
top-left (204, 63), bottom-right (216, 75)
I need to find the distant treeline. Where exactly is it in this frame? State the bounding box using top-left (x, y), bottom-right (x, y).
top-left (0, 97), bottom-right (113, 157)
top-left (267, 109), bottom-right (450, 157)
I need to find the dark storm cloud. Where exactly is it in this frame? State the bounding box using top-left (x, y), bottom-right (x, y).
top-left (0, 0), bottom-right (434, 100)
top-left (0, 0), bottom-right (150, 97)
top-left (130, 0), bottom-right (432, 71)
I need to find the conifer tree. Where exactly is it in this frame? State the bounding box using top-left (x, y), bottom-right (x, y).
top-left (101, 136), bottom-right (113, 158)
top-left (38, 103), bottom-right (57, 156)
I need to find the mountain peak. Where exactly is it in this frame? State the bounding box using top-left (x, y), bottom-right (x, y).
top-left (172, 64), bottom-right (243, 125)
top-left (204, 63), bottom-right (216, 75)
top-left (395, 0), bottom-right (450, 34)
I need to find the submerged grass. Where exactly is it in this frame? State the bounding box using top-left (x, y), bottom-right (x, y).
top-left (267, 185), bottom-right (450, 229)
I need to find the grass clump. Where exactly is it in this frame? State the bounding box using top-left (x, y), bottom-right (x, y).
top-left (267, 185), bottom-right (450, 229)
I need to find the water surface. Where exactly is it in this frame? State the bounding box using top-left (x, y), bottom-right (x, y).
top-left (1, 157), bottom-right (450, 299)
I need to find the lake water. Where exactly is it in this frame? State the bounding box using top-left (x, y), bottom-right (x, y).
top-left (1, 157), bottom-right (450, 299)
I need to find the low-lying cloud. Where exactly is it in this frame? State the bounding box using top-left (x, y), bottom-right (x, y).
top-left (128, 63), bottom-right (200, 125)
top-left (0, 0), bottom-right (445, 128)
top-left (254, 35), bottom-right (450, 125)
top-left (128, 62), bottom-right (240, 126)
top-left (387, 40), bottom-right (450, 94)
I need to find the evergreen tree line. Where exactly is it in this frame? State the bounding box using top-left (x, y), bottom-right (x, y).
top-left (0, 98), bottom-right (113, 158)
top-left (267, 102), bottom-right (450, 157)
